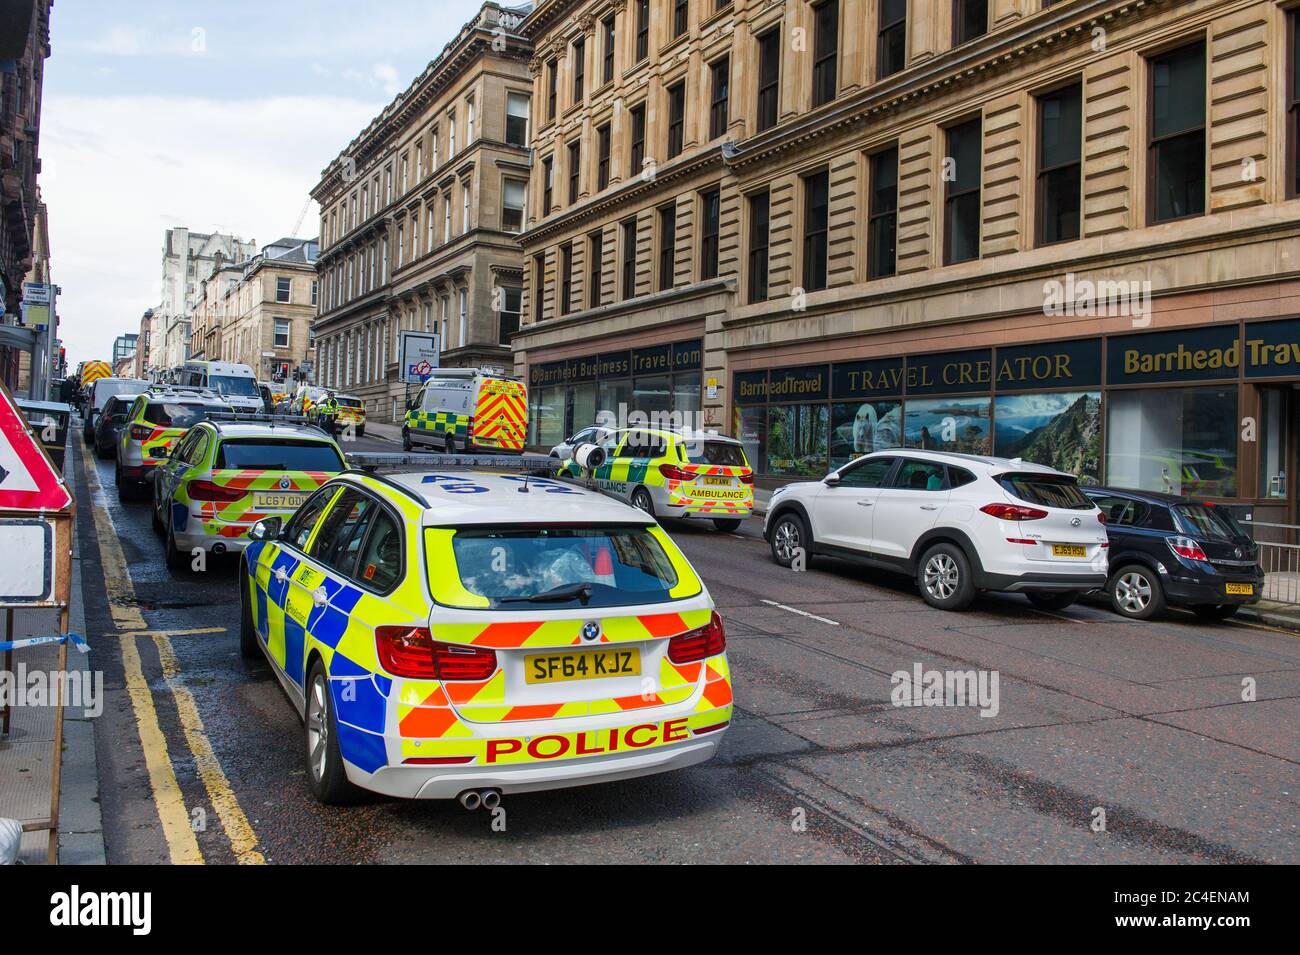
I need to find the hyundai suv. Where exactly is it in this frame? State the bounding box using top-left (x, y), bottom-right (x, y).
top-left (1083, 486), bottom-right (1262, 621)
top-left (763, 450), bottom-right (1108, 611)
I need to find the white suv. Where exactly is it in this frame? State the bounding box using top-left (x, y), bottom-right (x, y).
top-left (763, 450), bottom-right (1108, 611)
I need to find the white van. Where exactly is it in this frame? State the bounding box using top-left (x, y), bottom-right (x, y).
top-left (402, 368), bottom-right (527, 453)
top-left (177, 360), bottom-right (262, 414)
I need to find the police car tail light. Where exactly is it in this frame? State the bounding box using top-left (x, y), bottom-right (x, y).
top-left (376, 626), bottom-right (439, 678)
top-left (659, 464), bottom-right (694, 481)
top-left (129, 423), bottom-right (152, 440)
top-left (667, 611), bottom-right (726, 664)
top-left (432, 640), bottom-right (498, 682)
top-left (188, 480), bottom-right (246, 503)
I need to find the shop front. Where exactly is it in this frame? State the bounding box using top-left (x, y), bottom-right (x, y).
top-left (527, 337), bottom-right (704, 449)
top-left (732, 317), bottom-right (1299, 522)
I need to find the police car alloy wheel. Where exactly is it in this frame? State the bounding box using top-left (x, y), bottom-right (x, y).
top-left (239, 566), bottom-right (259, 659)
top-left (305, 659), bottom-right (361, 804)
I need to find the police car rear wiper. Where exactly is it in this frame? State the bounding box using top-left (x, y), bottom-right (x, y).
top-left (501, 582), bottom-right (593, 605)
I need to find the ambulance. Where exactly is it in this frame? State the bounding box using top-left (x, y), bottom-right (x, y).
top-left (238, 469), bottom-right (732, 804)
top-left (177, 360), bottom-right (263, 415)
top-left (557, 428), bottom-right (755, 531)
top-left (402, 368), bottom-right (527, 453)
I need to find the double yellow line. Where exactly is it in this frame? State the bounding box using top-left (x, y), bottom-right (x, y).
top-left (80, 450), bottom-right (264, 865)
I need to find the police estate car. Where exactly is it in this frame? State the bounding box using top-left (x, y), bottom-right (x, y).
top-left (152, 417), bottom-right (347, 570)
top-left (557, 428), bottom-right (754, 531)
top-left (238, 469), bottom-right (732, 804)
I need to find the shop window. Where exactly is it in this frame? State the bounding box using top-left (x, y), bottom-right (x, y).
top-left (767, 404), bottom-right (830, 476)
top-left (1258, 387), bottom-right (1289, 499)
top-left (868, 146), bottom-right (899, 279)
top-left (673, 372), bottom-right (702, 418)
top-left (803, 169), bottom-right (829, 292)
top-left (830, 401), bottom-right (902, 468)
top-left (953, 0), bottom-right (987, 46)
top-left (944, 117), bottom-right (982, 264)
top-left (1037, 81), bottom-right (1082, 245)
top-left (1105, 386), bottom-right (1237, 497)
top-left (734, 406), bottom-right (767, 474)
top-left (757, 28), bottom-right (781, 133)
top-left (993, 392), bottom-right (1101, 483)
top-left (812, 0), bottom-right (839, 108)
top-left (878, 0), bottom-right (907, 79)
top-left (1149, 40), bottom-right (1206, 223)
top-left (904, 397), bottom-right (991, 454)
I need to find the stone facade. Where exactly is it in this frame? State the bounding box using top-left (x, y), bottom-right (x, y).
top-left (310, 1), bottom-right (533, 421)
top-left (516, 0), bottom-right (1300, 523)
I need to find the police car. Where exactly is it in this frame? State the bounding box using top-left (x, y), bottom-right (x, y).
top-left (115, 387), bottom-right (231, 501)
top-left (238, 469), bottom-right (732, 805)
top-left (152, 417), bottom-right (347, 570)
top-left (557, 427), bottom-right (754, 531)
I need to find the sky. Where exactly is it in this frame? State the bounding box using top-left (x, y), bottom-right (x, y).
top-left (39, 0), bottom-right (486, 368)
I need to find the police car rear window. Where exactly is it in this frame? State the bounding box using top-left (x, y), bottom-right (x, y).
top-left (685, 441), bottom-right (747, 467)
top-left (215, 439), bottom-right (344, 471)
top-left (142, 403), bottom-right (211, 428)
top-left (447, 527), bottom-right (679, 610)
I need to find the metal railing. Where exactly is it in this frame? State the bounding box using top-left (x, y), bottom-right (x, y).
top-left (1242, 520), bottom-right (1300, 605)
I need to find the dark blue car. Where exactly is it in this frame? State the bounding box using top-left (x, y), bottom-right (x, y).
top-left (1083, 487), bottom-right (1263, 621)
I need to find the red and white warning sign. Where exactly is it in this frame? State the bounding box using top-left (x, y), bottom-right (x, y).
top-left (0, 382), bottom-right (72, 512)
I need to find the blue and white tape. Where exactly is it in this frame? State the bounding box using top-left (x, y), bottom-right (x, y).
top-left (0, 632), bottom-right (89, 654)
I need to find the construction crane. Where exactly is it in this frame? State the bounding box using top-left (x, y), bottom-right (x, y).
top-left (289, 197), bottom-right (313, 238)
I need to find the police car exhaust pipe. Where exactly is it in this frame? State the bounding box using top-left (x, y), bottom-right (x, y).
top-left (458, 790), bottom-right (482, 811)
top-left (480, 789), bottom-right (501, 811)
top-left (212, 542), bottom-right (227, 555)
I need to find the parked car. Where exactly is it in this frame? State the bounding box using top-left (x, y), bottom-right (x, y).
top-left (92, 395), bottom-right (134, 460)
top-left (764, 450), bottom-right (1109, 611)
top-left (549, 425), bottom-right (612, 461)
top-left (115, 387), bottom-right (230, 501)
top-left (1083, 487), bottom-right (1262, 621)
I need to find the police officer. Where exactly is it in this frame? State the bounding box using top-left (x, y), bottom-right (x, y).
top-left (320, 390), bottom-right (340, 434)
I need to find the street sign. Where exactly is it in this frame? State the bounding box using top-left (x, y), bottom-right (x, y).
top-left (0, 382), bottom-right (72, 512)
top-left (400, 330), bottom-right (440, 383)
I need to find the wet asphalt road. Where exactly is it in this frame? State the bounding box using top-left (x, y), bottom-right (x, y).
top-left (72, 432), bottom-right (1299, 864)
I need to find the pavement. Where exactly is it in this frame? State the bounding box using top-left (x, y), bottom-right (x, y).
top-left (53, 427), bottom-right (1299, 865)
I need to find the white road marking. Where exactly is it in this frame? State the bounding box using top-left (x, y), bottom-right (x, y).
top-left (761, 599), bottom-right (840, 626)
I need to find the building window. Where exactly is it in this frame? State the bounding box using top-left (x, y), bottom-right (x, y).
top-left (431, 132), bottom-right (439, 172)
top-left (459, 290), bottom-right (467, 347)
top-left (560, 243), bottom-right (574, 315)
top-left (547, 59), bottom-right (558, 121)
top-left (463, 184), bottom-right (471, 232)
top-left (621, 218), bottom-right (638, 299)
top-left (397, 225), bottom-right (405, 268)
top-left (542, 155), bottom-right (554, 214)
top-left (802, 170), bottom-right (829, 292)
top-left (1291, 12), bottom-right (1300, 198)
top-left (710, 57), bottom-right (730, 139)
top-left (449, 111), bottom-right (456, 157)
top-left (953, 0), bottom-right (987, 47)
top-left (276, 277), bottom-right (291, 303)
top-left (533, 253), bottom-right (546, 321)
top-left (466, 97), bottom-right (475, 142)
top-left (588, 230), bottom-right (604, 308)
top-left (635, 0), bottom-right (650, 62)
top-left (499, 288), bottom-right (521, 345)
top-left (401, 154), bottom-right (409, 193)
top-left (503, 178), bottom-right (526, 232)
top-left (444, 193), bottom-right (452, 241)
top-left (944, 117), bottom-right (982, 264)
top-left (311, 280), bottom-right (318, 307)
top-left (1149, 40), bottom-right (1206, 223)
top-left (812, 0), bottom-right (839, 108)
top-left (674, 0), bottom-right (689, 39)
top-left (748, 190), bottom-right (770, 302)
top-left (274, 318), bottom-right (290, 348)
top-left (1037, 81), bottom-right (1082, 245)
top-left (699, 188), bottom-right (720, 280)
top-left (506, 92), bottom-right (530, 146)
top-left (597, 123), bottom-right (611, 190)
top-left (572, 37), bottom-right (585, 102)
top-left (658, 205), bottom-right (676, 291)
top-left (757, 28), bottom-right (780, 133)
top-left (629, 103), bottom-right (646, 177)
top-left (568, 141), bottom-right (581, 204)
top-left (380, 236), bottom-right (388, 283)
top-left (667, 81), bottom-right (686, 159)
top-left (427, 203), bottom-right (435, 249)
top-left (868, 146), bottom-right (898, 279)
top-left (602, 15), bottom-right (616, 85)
top-left (416, 141), bottom-right (424, 181)
top-left (878, 0), bottom-right (907, 79)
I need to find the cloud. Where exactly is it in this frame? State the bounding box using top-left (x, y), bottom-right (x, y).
top-left (40, 94), bottom-right (383, 367)
top-left (73, 24), bottom-right (196, 57)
